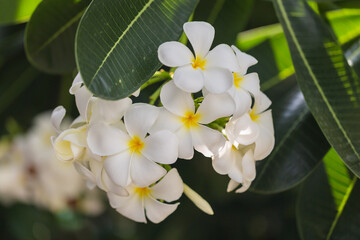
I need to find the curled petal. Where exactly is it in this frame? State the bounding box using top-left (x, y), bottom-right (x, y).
top-left (197, 92), bottom-right (235, 124)
top-left (69, 73), bottom-right (83, 94)
top-left (254, 126), bottom-right (275, 161)
top-left (110, 193), bottom-right (147, 223)
top-left (173, 65), bottom-right (204, 93)
top-left (203, 67), bottom-right (233, 94)
top-left (226, 114), bottom-right (260, 146)
top-left (145, 197), bottom-right (179, 223)
top-left (142, 130), bottom-right (178, 164)
top-left (191, 124), bottom-right (226, 158)
top-left (160, 81), bottom-right (194, 117)
top-left (63, 126), bottom-right (87, 147)
top-left (74, 85), bottom-right (93, 122)
top-left (228, 87), bottom-right (252, 118)
top-left (240, 73), bottom-right (260, 97)
top-left (104, 151), bottom-right (132, 187)
top-left (87, 123), bottom-right (129, 156)
top-left (257, 110), bottom-right (274, 135)
top-left (254, 92), bottom-right (272, 114)
top-left (102, 170), bottom-right (129, 196)
top-left (51, 106), bottom-right (66, 133)
top-left (124, 103), bottom-right (159, 139)
top-left (73, 161), bottom-right (96, 184)
top-left (231, 45), bottom-right (258, 76)
top-left (227, 179), bottom-right (240, 192)
top-left (184, 21), bottom-right (214, 58)
top-left (235, 180), bottom-right (252, 193)
top-left (132, 88), bottom-right (140, 97)
top-left (130, 154), bottom-right (166, 187)
top-left (158, 41), bottom-right (193, 67)
top-left (212, 142), bottom-right (237, 175)
top-left (206, 44), bottom-right (240, 72)
top-left (242, 149), bottom-right (256, 181)
top-left (151, 169), bottom-right (183, 202)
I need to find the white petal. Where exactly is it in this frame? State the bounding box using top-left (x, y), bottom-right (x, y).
top-left (235, 180), bottom-right (252, 193)
top-left (132, 88), bottom-right (140, 97)
top-left (142, 130), bottom-right (178, 164)
top-left (112, 193), bottom-right (147, 223)
top-left (183, 184), bottom-right (214, 215)
top-left (104, 151), bottom-right (132, 187)
top-left (206, 44), bottom-right (240, 72)
top-left (227, 179), bottom-right (240, 192)
top-left (73, 161), bottom-right (96, 183)
top-left (254, 92), bottom-right (272, 114)
top-left (212, 141), bottom-right (236, 175)
top-left (107, 192), bottom-right (127, 208)
top-left (158, 41), bottom-right (193, 67)
top-left (124, 103), bottom-right (159, 139)
top-left (226, 114), bottom-right (260, 146)
top-left (102, 170), bottom-right (129, 196)
top-left (130, 154), bottom-right (166, 187)
top-left (160, 81), bottom-right (194, 117)
top-left (177, 127), bottom-right (194, 160)
top-left (241, 73), bottom-right (260, 97)
top-left (228, 87), bottom-right (252, 118)
top-left (184, 21), bottom-right (214, 58)
top-left (51, 106), bottom-right (66, 133)
top-left (203, 67), bottom-right (233, 94)
top-left (87, 122), bottom-right (129, 156)
top-left (191, 124), bottom-right (226, 157)
top-left (257, 110), bottom-right (274, 135)
top-left (69, 73), bottom-right (83, 94)
top-left (231, 45), bottom-right (258, 76)
top-left (197, 92), bottom-right (235, 124)
top-left (173, 65), bottom-right (204, 93)
top-left (151, 169), bottom-right (183, 202)
top-left (228, 157), bottom-right (244, 184)
top-left (254, 126), bottom-right (275, 160)
top-left (63, 126), bottom-right (87, 147)
top-left (89, 97), bottom-right (132, 124)
top-left (145, 197), bottom-right (179, 223)
top-left (242, 149), bottom-right (256, 181)
top-left (74, 86), bottom-right (93, 121)
top-left (150, 107), bottom-right (183, 133)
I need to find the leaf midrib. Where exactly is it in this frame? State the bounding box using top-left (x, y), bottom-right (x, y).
top-left (276, 0), bottom-right (360, 164)
top-left (88, 0), bottom-right (156, 87)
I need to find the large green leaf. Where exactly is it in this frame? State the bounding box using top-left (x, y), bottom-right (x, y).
top-left (297, 149), bottom-right (360, 240)
top-left (76, 0), bottom-right (198, 100)
top-left (0, 0), bottom-right (42, 25)
top-left (25, 0), bottom-right (91, 74)
top-left (193, 0), bottom-right (254, 45)
top-left (272, 0), bottom-right (360, 177)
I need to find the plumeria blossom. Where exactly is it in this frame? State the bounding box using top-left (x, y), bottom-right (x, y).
top-left (151, 81), bottom-right (235, 159)
top-left (226, 92), bottom-right (274, 160)
top-left (228, 45), bottom-right (260, 117)
top-left (107, 168), bottom-right (183, 223)
top-left (212, 141), bottom-right (256, 193)
top-left (87, 103), bottom-right (179, 187)
top-left (158, 21), bottom-right (240, 94)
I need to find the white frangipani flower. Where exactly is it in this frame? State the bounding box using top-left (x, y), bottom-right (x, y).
top-left (212, 141), bottom-right (256, 193)
top-left (107, 168), bottom-right (183, 223)
top-left (228, 45), bottom-right (260, 117)
top-left (158, 21), bottom-right (240, 94)
top-left (87, 103), bottom-right (179, 187)
top-left (226, 92), bottom-right (274, 160)
top-left (151, 81), bottom-right (234, 159)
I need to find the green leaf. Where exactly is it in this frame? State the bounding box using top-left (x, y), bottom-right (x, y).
top-left (272, 0), bottom-right (360, 177)
top-left (193, 0), bottom-right (254, 45)
top-left (0, 0), bottom-right (42, 25)
top-left (25, 0), bottom-right (91, 74)
top-left (297, 149), bottom-right (360, 240)
top-left (76, 0), bottom-right (198, 100)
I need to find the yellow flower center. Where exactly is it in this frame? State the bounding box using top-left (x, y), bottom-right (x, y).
top-left (191, 56), bottom-right (206, 70)
top-left (134, 187), bottom-right (152, 198)
top-left (233, 73), bottom-right (243, 89)
top-left (249, 108), bottom-right (259, 122)
top-left (181, 111), bottom-right (200, 129)
top-left (128, 136), bottom-right (144, 154)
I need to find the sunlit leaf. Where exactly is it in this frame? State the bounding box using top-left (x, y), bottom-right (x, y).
top-left (297, 149), bottom-right (360, 240)
top-left (76, 0), bottom-right (198, 100)
top-left (273, 0), bottom-right (360, 177)
top-left (25, 0), bottom-right (91, 74)
top-left (0, 0), bottom-right (42, 25)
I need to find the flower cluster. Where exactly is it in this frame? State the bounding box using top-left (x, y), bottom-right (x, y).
top-left (0, 112), bottom-right (103, 215)
top-left (51, 21), bottom-right (274, 223)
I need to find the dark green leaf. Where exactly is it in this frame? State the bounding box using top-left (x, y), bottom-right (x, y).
top-left (273, 0), bottom-right (360, 177)
top-left (297, 149), bottom-right (360, 240)
top-left (25, 0), bottom-right (91, 74)
top-left (76, 0), bottom-right (198, 100)
top-left (193, 0), bottom-right (254, 45)
top-left (0, 0), bottom-right (42, 25)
